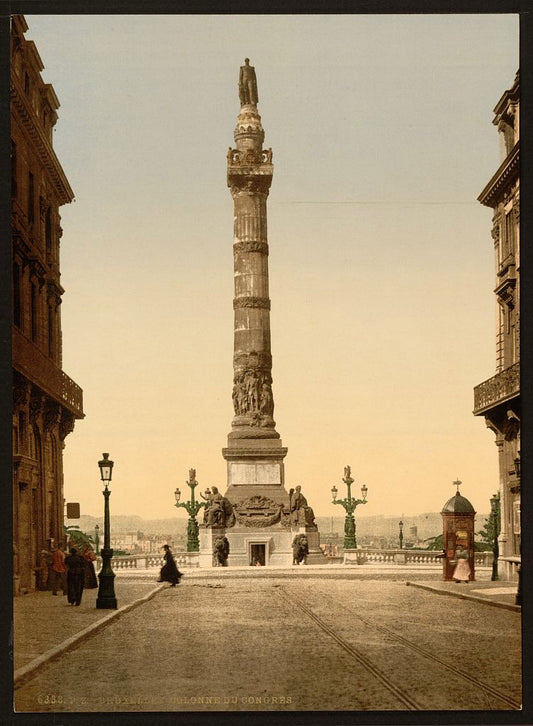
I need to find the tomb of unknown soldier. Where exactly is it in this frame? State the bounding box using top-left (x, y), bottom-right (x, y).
top-left (199, 59), bottom-right (323, 567)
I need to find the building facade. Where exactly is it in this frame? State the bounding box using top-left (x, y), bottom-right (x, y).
top-left (11, 15), bottom-right (84, 593)
top-left (473, 72), bottom-right (520, 581)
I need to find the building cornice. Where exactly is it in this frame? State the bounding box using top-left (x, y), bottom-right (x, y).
top-left (11, 82), bottom-right (74, 206)
top-left (478, 142), bottom-right (519, 208)
top-left (493, 72), bottom-right (520, 122)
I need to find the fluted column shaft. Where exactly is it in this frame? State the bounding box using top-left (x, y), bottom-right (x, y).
top-left (227, 97), bottom-right (278, 439)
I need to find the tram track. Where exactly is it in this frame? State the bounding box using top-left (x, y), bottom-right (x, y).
top-left (278, 585), bottom-right (521, 711)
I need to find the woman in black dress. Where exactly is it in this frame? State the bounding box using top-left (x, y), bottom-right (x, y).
top-left (65, 547), bottom-right (85, 606)
top-left (158, 545), bottom-right (182, 586)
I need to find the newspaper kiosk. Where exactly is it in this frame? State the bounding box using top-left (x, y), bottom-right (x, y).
top-left (441, 482), bottom-right (476, 582)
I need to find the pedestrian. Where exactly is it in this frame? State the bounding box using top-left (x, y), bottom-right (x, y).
top-left (65, 547), bottom-right (85, 606)
top-left (157, 545), bottom-right (182, 587)
top-left (452, 545), bottom-right (471, 583)
top-left (82, 543), bottom-right (98, 589)
top-left (50, 543), bottom-right (67, 596)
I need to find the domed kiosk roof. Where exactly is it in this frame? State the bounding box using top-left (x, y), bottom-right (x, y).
top-left (441, 492), bottom-right (475, 514)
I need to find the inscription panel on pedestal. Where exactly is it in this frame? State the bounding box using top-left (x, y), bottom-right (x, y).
top-left (230, 462), bottom-right (281, 485)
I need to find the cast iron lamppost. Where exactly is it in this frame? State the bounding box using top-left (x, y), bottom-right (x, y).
top-left (399, 520), bottom-right (404, 549)
top-left (174, 469), bottom-right (206, 552)
top-left (490, 491), bottom-right (501, 582)
top-left (96, 453), bottom-right (117, 609)
top-left (94, 524), bottom-right (100, 555)
top-left (331, 465), bottom-right (368, 550)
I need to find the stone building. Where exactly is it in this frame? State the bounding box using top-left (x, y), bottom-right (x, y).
top-left (473, 72), bottom-right (520, 581)
top-left (11, 15), bottom-right (84, 593)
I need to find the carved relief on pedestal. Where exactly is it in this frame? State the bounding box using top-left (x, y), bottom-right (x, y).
top-left (233, 495), bottom-right (289, 527)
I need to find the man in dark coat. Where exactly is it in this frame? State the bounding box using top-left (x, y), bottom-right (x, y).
top-left (65, 548), bottom-right (85, 606)
top-left (158, 545), bottom-right (182, 587)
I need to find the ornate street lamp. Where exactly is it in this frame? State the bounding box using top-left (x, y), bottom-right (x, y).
top-left (94, 523), bottom-right (100, 555)
top-left (490, 492), bottom-right (501, 582)
top-left (96, 453), bottom-right (117, 609)
top-left (174, 469), bottom-right (207, 552)
top-left (399, 520), bottom-right (404, 550)
top-left (331, 465), bottom-right (368, 550)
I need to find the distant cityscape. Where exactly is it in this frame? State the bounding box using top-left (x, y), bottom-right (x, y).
top-left (65, 511), bottom-right (490, 555)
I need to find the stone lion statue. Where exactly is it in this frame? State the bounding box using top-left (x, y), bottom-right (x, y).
top-left (213, 536), bottom-right (230, 567)
top-left (292, 534), bottom-right (309, 565)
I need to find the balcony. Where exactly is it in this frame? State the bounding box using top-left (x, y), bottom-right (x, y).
top-left (12, 328), bottom-right (83, 418)
top-left (473, 362), bottom-right (520, 415)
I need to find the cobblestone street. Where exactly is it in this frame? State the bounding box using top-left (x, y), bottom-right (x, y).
top-left (14, 571), bottom-right (521, 713)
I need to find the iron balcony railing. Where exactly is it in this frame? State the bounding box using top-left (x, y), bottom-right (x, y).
top-left (473, 362), bottom-right (520, 415)
top-left (13, 327), bottom-right (83, 417)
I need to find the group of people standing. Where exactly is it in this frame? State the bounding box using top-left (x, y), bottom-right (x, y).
top-left (38, 541), bottom-right (98, 606)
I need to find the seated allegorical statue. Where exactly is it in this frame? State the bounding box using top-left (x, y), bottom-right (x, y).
top-left (201, 486), bottom-right (235, 528)
top-left (289, 485), bottom-right (316, 527)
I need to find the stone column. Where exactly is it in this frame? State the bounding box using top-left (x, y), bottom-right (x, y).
top-left (223, 60), bottom-right (288, 505)
top-left (227, 103), bottom-right (277, 439)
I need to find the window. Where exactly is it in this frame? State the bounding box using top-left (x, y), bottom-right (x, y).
top-left (18, 412), bottom-right (25, 453)
top-left (48, 305), bottom-right (54, 357)
top-left (504, 208), bottom-right (516, 260)
top-left (45, 207), bottom-right (52, 256)
top-left (30, 282), bottom-right (37, 341)
top-left (24, 71), bottom-right (30, 95)
top-left (513, 500), bottom-right (521, 535)
top-left (13, 262), bottom-right (21, 328)
top-left (28, 172), bottom-right (34, 223)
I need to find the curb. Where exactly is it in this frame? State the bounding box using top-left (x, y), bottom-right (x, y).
top-left (14, 584), bottom-right (166, 687)
top-left (406, 581), bottom-right (521, 612)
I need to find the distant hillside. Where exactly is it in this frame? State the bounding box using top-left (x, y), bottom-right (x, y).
top-left (66, 511), bottom-right (489, 542)
top-left (65, 514), bottom-right (187, 537)
top-left (316, 511), bottom-right (489, 542)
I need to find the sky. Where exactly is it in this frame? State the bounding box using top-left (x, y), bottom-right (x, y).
top-left (24, 13), bottom-right (519, 523)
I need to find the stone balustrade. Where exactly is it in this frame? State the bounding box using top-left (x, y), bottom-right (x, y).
top-left (344, 549), bottom-right (494, 566)
top-left (95, 552), bottom-right (200, 570)
top-left (96, 549), bottom-right (494, 569)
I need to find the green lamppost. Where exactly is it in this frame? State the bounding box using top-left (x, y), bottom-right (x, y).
top-left (96, 453), bottom-right (117, 609)
top-left (399, 520), bottom-right (404, 549)
top-left (331, 465), bottom-right (368, 550)
top-left (490, 491), bottom-right (501, 582)
top-left (174, 469), bottom-right (206, 552)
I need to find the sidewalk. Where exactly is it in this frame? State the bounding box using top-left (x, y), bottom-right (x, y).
top-left (406, 579), bottom-right (520, 611)
top-left (14, 573), bottom-right (163, 681)
top-left (13, 566), bottom-right (519, 687)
